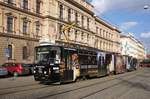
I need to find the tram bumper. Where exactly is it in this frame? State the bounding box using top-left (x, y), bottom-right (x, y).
top-left (34, 72), bottom-right (60, 82)
top-left (34, 73), bottom-right (46, 81)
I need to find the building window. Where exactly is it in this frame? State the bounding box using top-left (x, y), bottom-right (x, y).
top-left (87, 34), bottom-right (89, 42)
top-left (59, 4), bottom-right (63, 20)
top-left (87, 18), bottom-right (90, 29)
top-left (59, 24), bottom-right (63, 39)
top-left (81, 16), bottom-right (84, 27)
top-left (23, 19), bottom-right (28, 34)
top-left (6, 0), bottom-right (15, 5)
top-left (36, 0), bottom-right (40, 14)
top-left (8, 45), bottom-right (12, 60)
top-left (68, 8), bottom-right (71, 22)
top-left (7, 16), bottom-right (13, 32)
top-left (23, 46), bottom-right (28, 60)
top-left (75, 12), bottom-right (78, 25)
top-left (99, 29), bottom-right (102, 36)
top-left (95, 39), bottom-right (98, 48)
top-left (96, 27), bottom-right (98, 34)
top-left (100, 41), bottom-right (102, 48)
top-left (23, 0), bottom-right (28, 10)
top-left (75, 30), bottom-right (77, 41)
top-left (106, 32), bottom-right (108, 39)
top-left (81, 32), bottom-right (84, 40)
top-left (103, 30), bottom-right (105, 38)
top-left (36, 21), bottom-right (40, 35)
top-left (111, 34), bottom-right (113, 39)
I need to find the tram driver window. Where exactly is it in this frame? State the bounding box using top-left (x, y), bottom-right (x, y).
top-left (50, 50), bottom-right (56, 58)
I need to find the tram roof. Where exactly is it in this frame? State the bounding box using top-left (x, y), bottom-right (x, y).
top-left (36, 43), bottom-right (118, 54)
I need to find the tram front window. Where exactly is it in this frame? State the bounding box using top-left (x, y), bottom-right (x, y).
top-left (35, 47), bottom-right (61, 65)
top-left (37, 52), bottom-right (51, 64)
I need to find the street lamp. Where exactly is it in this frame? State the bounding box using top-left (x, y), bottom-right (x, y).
top-left (144, 5), bottom-right (149, 10)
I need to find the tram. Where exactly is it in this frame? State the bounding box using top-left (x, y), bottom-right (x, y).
top-left (114, 55), bottom-right (127, 74)
top-left (126, 56), bottom-right (138, 71)
top-left (33, 44), bottom-right (108, 83)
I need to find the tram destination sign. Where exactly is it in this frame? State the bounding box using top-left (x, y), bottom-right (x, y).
top-left (37, 47), bottom-right (49, 52)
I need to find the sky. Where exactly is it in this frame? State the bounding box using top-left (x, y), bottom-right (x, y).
top-left (86, 0), bottom-right (150, 53)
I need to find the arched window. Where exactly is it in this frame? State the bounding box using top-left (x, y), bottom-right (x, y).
top-left (8, 45), bottom-right (12, 60)
top-left (23, 46), bottom-right (28, 60)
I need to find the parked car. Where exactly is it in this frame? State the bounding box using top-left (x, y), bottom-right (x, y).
top-left (2, 63), bottom-right (30, 76)
top-left (0, 67), bottom-right (8, 77)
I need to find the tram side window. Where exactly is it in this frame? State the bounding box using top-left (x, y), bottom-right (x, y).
top-left (88, 56), bottom-right (97, 65)
top-left (79, 55), bottom-right (88, 65)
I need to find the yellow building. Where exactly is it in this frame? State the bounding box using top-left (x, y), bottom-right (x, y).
top-left (0, 0), bottom-right (121, 64)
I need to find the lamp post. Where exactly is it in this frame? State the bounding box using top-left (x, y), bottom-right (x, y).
top-left (144, 5), bottom-right (149, 10)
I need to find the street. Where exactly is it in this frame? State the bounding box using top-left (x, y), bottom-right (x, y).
top-left (0, 68), bottom-right (150, 99)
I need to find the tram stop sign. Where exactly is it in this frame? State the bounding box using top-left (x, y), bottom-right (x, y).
top-left (5, 48), bottom-right (10, 58)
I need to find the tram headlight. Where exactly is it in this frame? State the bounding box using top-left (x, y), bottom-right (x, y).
top-left (44, 71), bottom-right (47, 74)
top-left (53, 67), bottom-right (59, 70)
top-left (55, 60), bottom-right (59, 64)
top-left (33, 70), bottom-right (36, 73)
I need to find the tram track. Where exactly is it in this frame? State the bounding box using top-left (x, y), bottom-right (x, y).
top-left (0, 83), bottom-right (54, 96)
top-left (81, 70), bottom-right (150, 99)
top-left (37, 71), bottom-right (139, 99)
top-left (79, 77), bottom-right (136, 99)
top-left (0, 83), bottom-right (39, 90)
top-left (0, 70), bottom-right (139, 97)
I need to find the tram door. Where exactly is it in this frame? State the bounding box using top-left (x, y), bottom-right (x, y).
top-left (98, 55), bottom-right (107, 76)
top-left (60, 49), bottom-right (77, 82)
top-left (105, 54), bottom-right (112, 74)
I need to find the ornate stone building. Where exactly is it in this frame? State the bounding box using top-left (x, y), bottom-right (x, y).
top-left (0, 0), bottom-right (121, 64)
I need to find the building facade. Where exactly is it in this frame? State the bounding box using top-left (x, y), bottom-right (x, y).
top-left (0, 0), bottom-right (121, 64)
top-left (120, 33), bottom-right (146, 61)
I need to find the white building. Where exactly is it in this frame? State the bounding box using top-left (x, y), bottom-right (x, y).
top-left (120, 33), bottom-right (145, 60)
